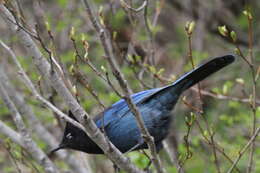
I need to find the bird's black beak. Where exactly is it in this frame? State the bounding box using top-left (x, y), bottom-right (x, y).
top-left (48, 144), bottom-right (65, 156)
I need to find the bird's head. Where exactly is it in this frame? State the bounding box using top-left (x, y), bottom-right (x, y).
top-left (49, 111), bottom-right (103, 154)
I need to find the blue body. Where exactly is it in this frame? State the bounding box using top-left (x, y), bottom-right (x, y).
top-left (94, 85), bottom-right (179, 152)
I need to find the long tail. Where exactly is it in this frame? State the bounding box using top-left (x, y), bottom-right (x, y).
top-left (171, 54), bottom-right (235, 93)
top-left (141, 55), bottom-right (235, 105)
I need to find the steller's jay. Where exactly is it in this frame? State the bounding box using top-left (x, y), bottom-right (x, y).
top-left (51, 55), bottom-right (235, 154)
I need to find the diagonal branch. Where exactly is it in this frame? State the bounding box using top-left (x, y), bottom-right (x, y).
top-left (0, 82), bottom-right (60, 173)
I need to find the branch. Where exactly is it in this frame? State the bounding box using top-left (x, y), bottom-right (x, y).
top-left (0, 61), bottom-right (90, 173)
top-left (0, 120), bottom-right (23, 146)
top-left (0, 82), bottom-right (60, 173)
top-left (227, 126), bottom-right (260, 173)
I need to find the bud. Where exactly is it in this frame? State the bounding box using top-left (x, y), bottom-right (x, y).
top-left (98, 6), bottom-right (105, 26)
top-left (218, 25), bottom-right (228, 37)
top-left (38, 75), bottom-right (42, 81)
top-left (69, 65), bottom-right (74, 74)
top-left (157, 68), bottom-right (165, 75)
top-left (149, 66), bottom-right (156, 74)
top-left (72, 85), bottom-right (77, 96)
top-left (230, 31), bottom-right (237, 42)
top-left (243, 10), bottom-right (253, 20)
top-left (185, 21), bottom-right (196, 35)
top-left (234, 48), bottom-right (241, 56)
top-left (113, 31), bottom-right (118, 40)
top-left (81, 33), bottom-right (86, 42)
top-left (222, 83), bottom-right (228, 95)
top-left (235, 78), bottom-right (244, 85)
top-left (45, 21), bottom-right (51, 31)
top-left (70, 27), bottom-right (75, 39)
top-left (185, 116), bottom-right (189, 125)
top-left (188, 21), bottom-right (196, 34)
top-left (101, 65), bottom-right (107, 73)
top-left (190, 112), bottom-right (196, 122)
top-left (120, 0), bottom-right (127, 9)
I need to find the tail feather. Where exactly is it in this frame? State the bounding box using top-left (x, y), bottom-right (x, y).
top-left (141, 55), bottom-right (235, 104)
top-left (172, 54), bottom-right (235, 93)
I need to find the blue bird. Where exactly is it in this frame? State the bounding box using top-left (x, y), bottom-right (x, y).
top-left (51, 55), bottom-right (235, 154)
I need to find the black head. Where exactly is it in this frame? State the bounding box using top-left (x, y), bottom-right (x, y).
top-left (50, 111), bottom-right (103, 154)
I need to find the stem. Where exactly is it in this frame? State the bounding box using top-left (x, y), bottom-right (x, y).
top-left (246, 12), bottom-right (257, 173)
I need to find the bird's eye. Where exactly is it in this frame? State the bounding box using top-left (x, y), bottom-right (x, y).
top-left (66, 133), bottom-right (73, 139)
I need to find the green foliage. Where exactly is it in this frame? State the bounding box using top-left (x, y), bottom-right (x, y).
top-left (57, 0), bottom-right (68, 8)
top-left (128, 152), bottom-right (150, 169)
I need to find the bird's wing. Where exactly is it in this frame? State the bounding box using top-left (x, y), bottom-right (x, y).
top-left (94, 55), bottom-right (235, 129)
top-left (94, 87), bottom-right (161, 128)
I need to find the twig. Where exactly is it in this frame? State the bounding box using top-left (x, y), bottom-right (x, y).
top-left (120, 0), bottom-right (147, 12)
top-left (194, 120), bottom-right (241, 173)
top-left (143, 0), bottom-right (156, 87)
top-left (0, 62), bottom-right (89, 173)
top-left (227, 127), bottom-right (260, 173)
top-left (190, 88), bottom-right (260, 105)
top-left (245, 10), bottom-right (257, 173)
top-left (0, 82), bottom-right (60, 173)
top-left (3, 141), bottom-right (22, 173)
top-left (185, 22), bottom-right (221, 173)
top-left (0, 39), bottom-right (86, 132)
top-left (0, 120), bottom-right (23, 146)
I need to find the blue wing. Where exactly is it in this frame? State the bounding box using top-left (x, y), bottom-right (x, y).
top-left (95, 87), bottom-right (161, 128)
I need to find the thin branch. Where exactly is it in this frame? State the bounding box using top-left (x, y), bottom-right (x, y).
top-left (190, 88), bottom-right (260, 105)
top-left (0, 120), bottom-right (23, 146)
top-left (227, 127), bottom-right (260, 173)
top-left (0, 62), bottom-right (89, 173)
top-left (185, 23), bottom-right (221, 173)
top-left (120, 0), bottom-right (147, 13)
top-left (0, 39), bottom-right (86, 132)
top-left (0, 82), bottom-right (60, 173)
top-left (246, 10), bottom-right (257, 173)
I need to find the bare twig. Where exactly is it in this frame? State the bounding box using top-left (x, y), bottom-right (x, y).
top-left (0, 120), bottom-right (23, 146)
top-left (185, 22), bottom-right (221, 173)
top-left (3, 141), bottom-right (22, 173)
top-left (120, 0), bottom-right (147, 12)
top-left (143, 0), bottom-right (156, 87)
top-left (193, 120), bottom-right (241, 173)
top-left (190, 88), bottom-right (260, 105)
top-left (0, 82), bottom-right (60, 173)
top-left (227, 127), bottom-right (260, 173)
top-left (245, 10), bottom-right (257, 173)
top-left (0, 61), bottom-right (90, 173)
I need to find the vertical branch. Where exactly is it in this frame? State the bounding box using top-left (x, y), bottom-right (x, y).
top-left (246, 10), bottom-right (257, 173)
top-left (185, 21), bottom-right (221, 173)
top-left (143, 0), bottom-right (157, 87)
top-left (81, 1), bottom-right (164, 172)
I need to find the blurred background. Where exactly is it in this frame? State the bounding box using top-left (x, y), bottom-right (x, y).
top-left (0, 0), bottom-right (259, 173)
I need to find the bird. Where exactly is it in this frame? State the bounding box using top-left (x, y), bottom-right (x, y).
top-left (51, 55), bottom-right (235, 154)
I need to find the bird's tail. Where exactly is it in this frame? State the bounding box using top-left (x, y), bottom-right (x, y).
top-left (141, 55), bottom-right (235, 105)
top-left (171, 54), bottom-right (235, 93)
